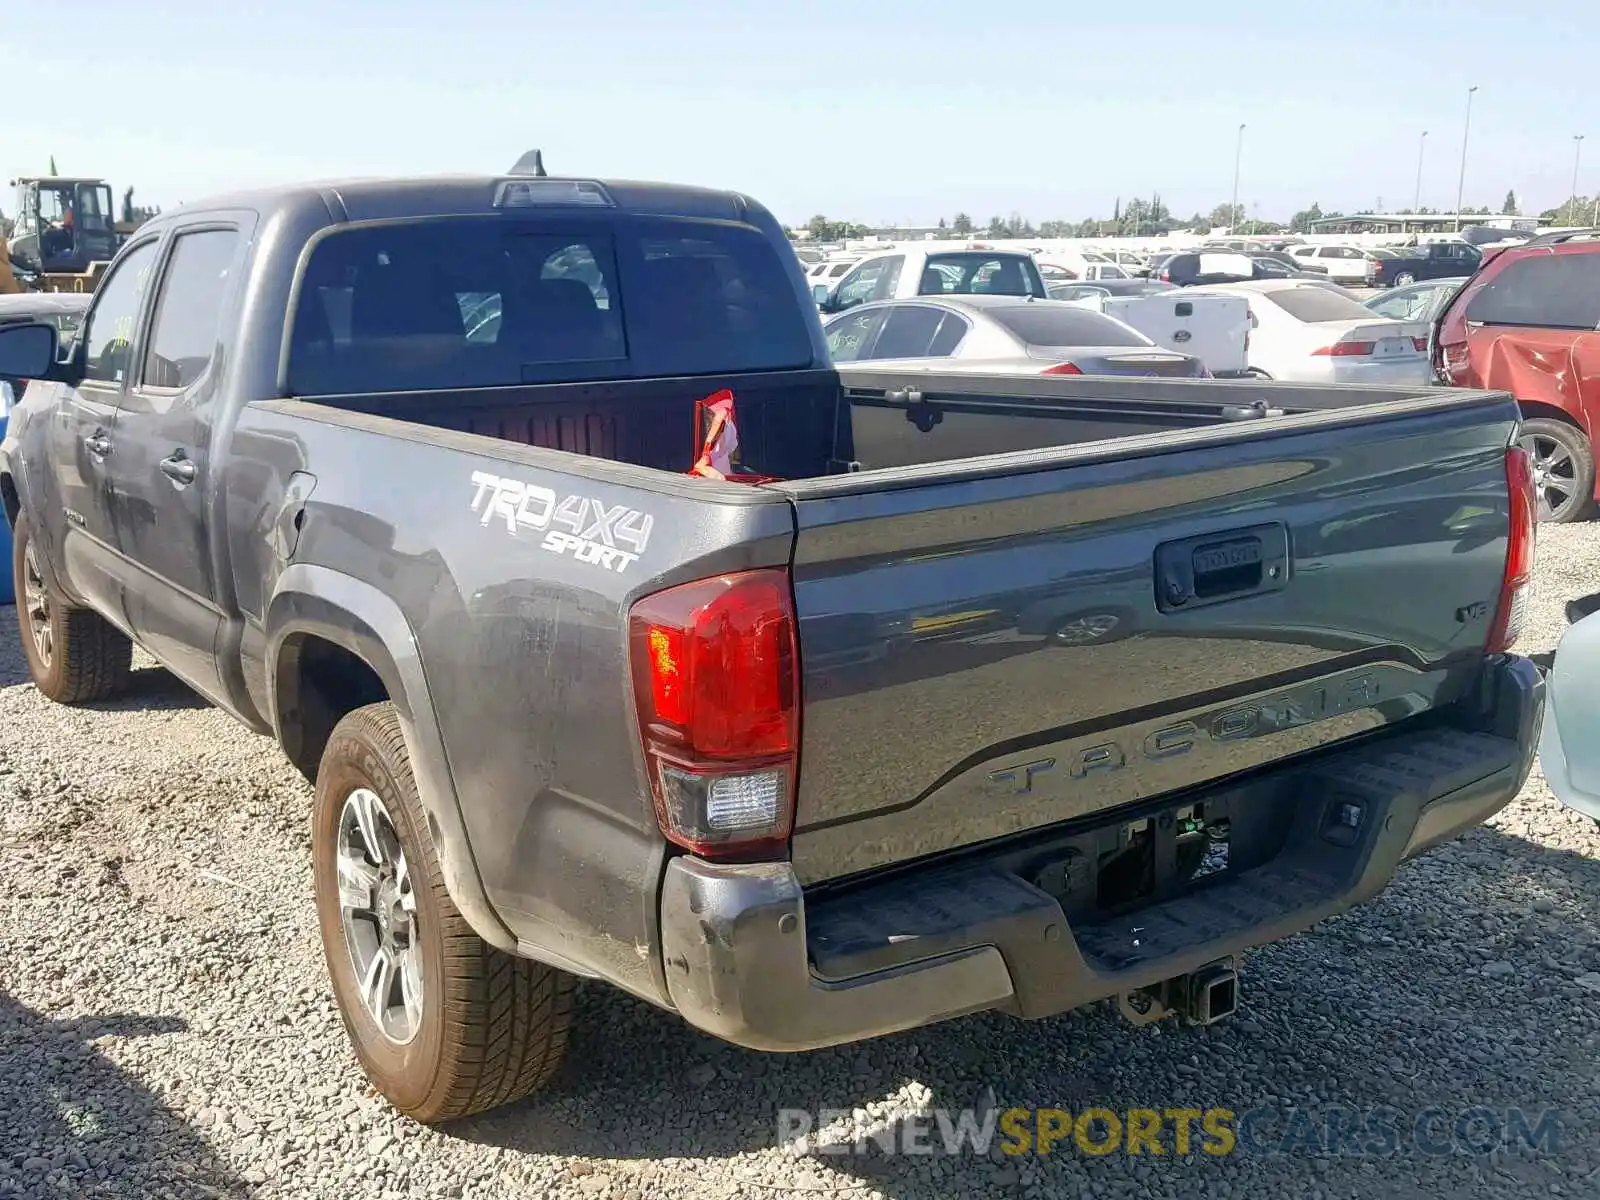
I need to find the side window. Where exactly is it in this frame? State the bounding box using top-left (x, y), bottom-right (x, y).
top-left (871, 256), bottom-right (904, 302)
top-left (141, 230), bottom-right (241, 390)
top-left (867, 305), bottom-right (947, 360)
top-left (826, 308), bottom-right (888, 362)
top-left (927, 312), bottom-right (969, 356)
top-left (82, 240), bottom-right (161, 385)
top-left (833, 259), bottom-right (889, 310)
top-left (1466, 255), bottom-right (1600, 331)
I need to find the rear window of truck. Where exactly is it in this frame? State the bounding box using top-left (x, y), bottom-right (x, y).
top-left (285, 217), bottom-right (815, 394)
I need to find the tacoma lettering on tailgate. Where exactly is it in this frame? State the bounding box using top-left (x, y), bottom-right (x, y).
top-left (988, 673), bottom-right (1380, 795)
top-left (469, 471), bottom-right (654, 574)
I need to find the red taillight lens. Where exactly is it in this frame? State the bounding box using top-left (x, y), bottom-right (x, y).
top-left (1042, 361), bottom-right (1083, 375)
top-left (1412, 337), bottom-right (1428, 352)
top-left (629, 569), bottom-right (799, 857)
top-left (1311, 341), bottom-right (1375, 357)
top-left (1487, 445), bottom-right (1537, 653)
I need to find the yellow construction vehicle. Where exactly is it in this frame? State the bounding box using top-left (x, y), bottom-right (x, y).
top-left (0, 226), bottom-right (23, 295)
top-left (5, 175), bottom-right (149, 294)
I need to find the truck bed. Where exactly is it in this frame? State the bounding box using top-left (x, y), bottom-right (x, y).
top-left (271, 371), bottom-right (1518, 897)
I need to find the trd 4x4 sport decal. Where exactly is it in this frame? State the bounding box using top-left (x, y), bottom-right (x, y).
top-left (470, 470), bottom-right (654, 574)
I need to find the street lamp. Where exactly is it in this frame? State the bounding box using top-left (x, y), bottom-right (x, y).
top-left (1454, 85), bottom-right (1478, 232)
top-left (1230, 123), bottom-right (1245, 231)
top-left (1414, 131), bottom-right (1428, 211)
top-left (1572, 135), bottom-right (1586, 223)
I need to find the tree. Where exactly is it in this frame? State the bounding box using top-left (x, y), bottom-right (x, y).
top-left (952, 212), bottom-right (973, 236)
top-left (1288, 202), bottom-right (1325, 233)
top-left (1542, 196), bottom-right (1597, 225)
top-left (804, 214), bottom-right (870, 242)
top-left (985, 215), bottom-right (1007, 238)
top-left (1208, 203), bottom-right (1245, 230)
top-left (1501, 190), bottom-right (1519, 216)
top-left (937, 217), bottom-right (947, 230)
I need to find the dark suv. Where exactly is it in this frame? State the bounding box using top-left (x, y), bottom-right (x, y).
top-left (1434, 231), bottom-right (1600, 522)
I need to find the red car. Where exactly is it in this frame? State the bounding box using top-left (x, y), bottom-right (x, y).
top-left (1434, 230), bottom-right (1600, 522)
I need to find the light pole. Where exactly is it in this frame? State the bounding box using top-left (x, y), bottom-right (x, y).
top-left (1230, 123), bottom-right (1245, 231)
top-left (1572, 135), bottom-right (1585, 224)
top-left (1454, 85), bottom-right (1478, 231)
top-left (1414, 131), bottom-right (1428, 211)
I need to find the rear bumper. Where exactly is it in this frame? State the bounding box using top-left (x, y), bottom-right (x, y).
top-left (659, 655), bottom-right (1541, 1052)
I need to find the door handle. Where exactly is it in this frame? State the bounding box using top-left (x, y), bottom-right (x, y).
top-left (160, 452), bottom-right (197, 485)
top-left (83, 433), bottom-right (112, 457)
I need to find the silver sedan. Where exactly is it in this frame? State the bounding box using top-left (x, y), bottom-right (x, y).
top-left (823, 294), bottom-right (1207, 377)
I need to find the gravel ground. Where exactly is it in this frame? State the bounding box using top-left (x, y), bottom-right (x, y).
top-left (5, 526), bottom-right (1600, 1200)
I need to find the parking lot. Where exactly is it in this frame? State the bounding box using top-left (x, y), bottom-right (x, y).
top-left (2, 522), bottom-right (1599, 1200)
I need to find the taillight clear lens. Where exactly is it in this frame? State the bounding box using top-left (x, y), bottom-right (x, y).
top-left (1488, 445), bottom-right (1537, 652)
top-left (629, 569), bottom-right (799, 856)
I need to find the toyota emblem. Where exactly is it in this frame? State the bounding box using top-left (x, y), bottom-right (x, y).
top-left (1173, 330), bottom-right (1193, 343)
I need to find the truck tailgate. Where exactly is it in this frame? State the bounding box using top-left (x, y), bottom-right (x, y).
top-left (782, 393), bottom-right (1518, 885)
top-left (1101, 292), bottom-right (1249, 376)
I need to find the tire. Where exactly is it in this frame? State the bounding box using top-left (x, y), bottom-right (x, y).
top-left (11, 514), bottom-right (132, 703)
top-left (1393, 271), bottom-right (1416, 287)
top-left (1519, 417), bottom-right (1596, 524)
top-left (312, 701), bottom-right (574, 1123)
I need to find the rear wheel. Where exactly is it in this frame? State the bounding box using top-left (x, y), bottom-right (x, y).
top-left (1519, 418), bottom-right (1596, 524)
top-left (312, 701), bottom-right (575, 1123)
top-left (12, 514), bottom-right (131, 703)
top-left (1392, 271), bottom-right (1416, 287)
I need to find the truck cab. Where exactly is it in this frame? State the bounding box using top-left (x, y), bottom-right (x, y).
top-left (817, 245), bottom-right (1048, 314)
top-left (7, 176), bottom-right (120, 277)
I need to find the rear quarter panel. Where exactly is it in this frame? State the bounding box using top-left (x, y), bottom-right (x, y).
top-left (227, 401), bottom-right (796, 999)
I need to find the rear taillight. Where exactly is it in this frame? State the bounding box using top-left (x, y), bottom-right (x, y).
top-left (1312, 341), bottom-right (1375, 357)
top-left (1041, 361), bottom-right (1083, 375)
top-left (1487, 445), bottom-right (1537, 653)
top-left (1412, 337), bottom-right (1428, 352)
top-left (628, 569), bottom-right (799, 858)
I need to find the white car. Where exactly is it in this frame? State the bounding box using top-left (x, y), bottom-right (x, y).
top-left (819, 247), bottom-right (1049, 312)
top-left (1205, 279), bottom-right (1431, 385)
top-left (805, 258), bottom-right (860, 299)
top-left (1287, 244), bottom-right (1380, 285)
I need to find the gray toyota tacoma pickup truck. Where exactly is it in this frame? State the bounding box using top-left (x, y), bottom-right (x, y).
top-left (0, 163), bottom-right (1545, 1124)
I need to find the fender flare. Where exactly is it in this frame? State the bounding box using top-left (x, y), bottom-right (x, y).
top-left (265, 563), bottom-right (516, 953)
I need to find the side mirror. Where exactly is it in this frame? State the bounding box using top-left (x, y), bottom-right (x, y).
top-left (818, 292), bottom-right (843, 315)
top-left (0, 322), bottom-right (58, 381)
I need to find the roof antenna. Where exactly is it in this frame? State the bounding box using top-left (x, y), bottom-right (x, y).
top-left (509, 149), bottom-right (547, 177)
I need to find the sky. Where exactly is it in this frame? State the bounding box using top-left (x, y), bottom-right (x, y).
top-left (5, 0), bottom-right (1598, 228)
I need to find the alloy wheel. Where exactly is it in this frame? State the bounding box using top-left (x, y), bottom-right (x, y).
top-left (21, 541), bottom-right (53, 668)
top-left (1521, 431), bottom-right (1580, 522)
top-left (336, 787), bottom-right (424, 1044)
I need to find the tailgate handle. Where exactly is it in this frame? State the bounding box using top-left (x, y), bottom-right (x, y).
top-left (1156, 523), bottom-right (1290, 612)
